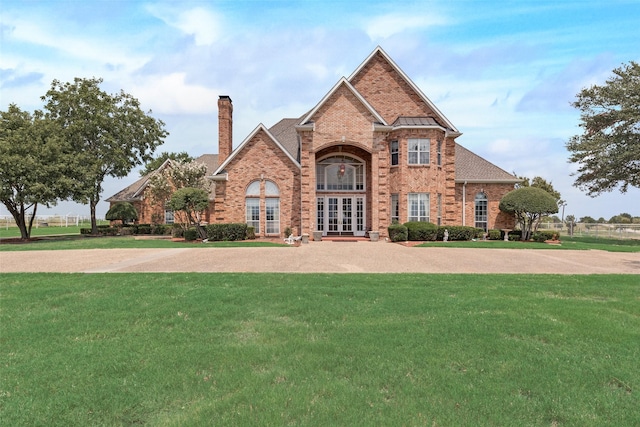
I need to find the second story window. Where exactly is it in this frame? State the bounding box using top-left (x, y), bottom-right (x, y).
top-left (408, 138), bottom-right (430, 165)
top-left (390, 140), bottom-right (399, 166)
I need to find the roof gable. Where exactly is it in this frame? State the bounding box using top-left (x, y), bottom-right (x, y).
top-left (348, 46), bottom-right (459, 133)
top-left (213, 124), bottom-right (300, 175)
top-left (299, 77), bottom-right (386, 126)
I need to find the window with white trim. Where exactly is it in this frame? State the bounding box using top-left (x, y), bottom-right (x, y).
top-left (245, 179), bottom-right (281, 235)
top-left (408, 193), bottom-right (430, 222)
top-left (475, 192), bottom-right (488, 231)
top-left (436, 140), bottom-right (442, 166)
top-left (408, 138), bottom-right (430, 165)
top-left (390, 194), bottom-right (399, 223)
top-left (390, 140), bottom-right (399, 166)
top-left (245, 198), bottom-right (260, 233)
top-left (316, 156), bottom-right (365, 191)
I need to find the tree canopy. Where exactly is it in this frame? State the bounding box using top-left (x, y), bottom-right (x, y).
top-left (139, 151), bottom-right (194, 177)
top-left (499, 187), bottom-right (559, 241)
top-left (515, 174), bottom-right (561, 202)
top-left (42, 77), bottom-right (168, 234)
top-left (0, 104), bottom-right (73, 239)
top-left (105, 202), bottom-right (138, 224)
top-left (566, 61), bottom-right (640, 195)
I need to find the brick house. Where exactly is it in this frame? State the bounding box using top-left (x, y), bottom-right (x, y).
top-left (108, 47), bottom-right (518, 237)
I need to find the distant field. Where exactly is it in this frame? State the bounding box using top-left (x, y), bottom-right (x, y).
top-left (1, 273), bottom-right (638, 426)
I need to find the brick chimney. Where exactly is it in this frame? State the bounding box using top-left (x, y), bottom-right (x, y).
top-left (218, 95), bottom-right (233, 165)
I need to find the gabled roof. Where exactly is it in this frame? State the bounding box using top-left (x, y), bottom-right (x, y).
top-left (106, 155), bottom-right (219, 202)
top-left (299, 77), bottom-right (387, 126)
top-left (212, 124), bottom-right (301, 176)
top-left (349, 46), bottom-right (460, 134)
top-left (455, 143), bottom-right (520, 183)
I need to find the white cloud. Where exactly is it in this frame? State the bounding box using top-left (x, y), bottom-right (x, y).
top-left (128, 73), bottom-right (219, 115)
top-left (363, 13), bottom-right (445, 40)
top-left (147, 5), bottom-right (222, 46)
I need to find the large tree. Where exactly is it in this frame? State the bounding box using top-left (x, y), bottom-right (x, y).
top-left (42, 77), bottom-right (168, 234)
top-left (567, 61), bottom-right (640, 195)
top-left (0, 104), bottom-right (73, 239)
top-left (499, 187), bottom-right (559, 241)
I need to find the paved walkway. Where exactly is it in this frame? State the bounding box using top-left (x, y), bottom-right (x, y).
top-left (1, 241), bottom-right (639, 274)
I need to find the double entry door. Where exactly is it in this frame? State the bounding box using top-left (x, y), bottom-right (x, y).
top-left (317, 196), bottom-right (365, 236)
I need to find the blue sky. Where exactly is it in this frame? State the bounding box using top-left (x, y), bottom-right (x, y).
top-left (2, 0), bottom-right (639, 220)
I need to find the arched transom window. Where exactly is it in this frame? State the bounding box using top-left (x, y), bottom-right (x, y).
top-left (316, 155), bottom-right (364, 191)
top-left (245, 180), bottom-right (280, 235)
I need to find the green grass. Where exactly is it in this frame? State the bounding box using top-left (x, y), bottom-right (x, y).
top-left (1, 273), bottom-right (638, 426)
top-left (0, 225), bottom-right (86, 239)
top-left (0, 235), bottom-right (285, 251)
top-left (417, 235), bottom-right (640, 252)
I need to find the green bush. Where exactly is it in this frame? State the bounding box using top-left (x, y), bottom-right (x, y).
top-left (532, 231), bottom-right (560, 242)
top-left (136, 224), bottom-right (152, 235)
top-left (488, 229), bottom-right (502, 240)
top-left (172, 225), bottom-right (184, 238)
top-left (404, 221), bottom-right (438, 241)
top-left (508, 230), bottom-right (522, 241)
top-left (246, 226), bottom-right (256, 240)
top-left (387, 223), bottom-right (408, 242)
top-left (436, 226), bottom-right (481, 241)
top-left (80, 227), bottom-right (118, 236)
top-left (205, 223), bottom-right (248, 241)
top-left (184, 228), bottom-right (198, 241)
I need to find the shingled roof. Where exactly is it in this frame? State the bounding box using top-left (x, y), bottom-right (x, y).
top-left (454, 143), bottom-right (519, 183)
top-left (268, 118), bottom-right (300, 161)
top-left (106, 154), bottom-right (219, 202)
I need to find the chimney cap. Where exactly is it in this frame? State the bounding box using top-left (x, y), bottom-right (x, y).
top-left (219, 95), bottom-right (232, 101)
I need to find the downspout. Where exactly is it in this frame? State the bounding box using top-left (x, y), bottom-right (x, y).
top-left (462, 181), bottom-right (467, 226)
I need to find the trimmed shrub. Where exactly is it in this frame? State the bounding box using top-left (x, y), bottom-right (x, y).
top-left (80, 227), bottom-right (118, 236)
top-left (532, 231), bottom-right (560, 242)
top-left (436, 226), bottom-right (481, 241)
top-left (508, 230), bottom-right (522, 241)
top-left (205, 223), bottom-right (248, 241)
top-left (404, 221), bottom-right (438, 241)
top-left (172, 225), bottom-right (184, 238)
top-left (388, 223), bottom-right (408, 242)
top-left (184, 228), bottom-right (198, 241)
top-left (488, 229), bottom-right (502, 240)
top-left (246, 226), bottom-right (256, 240)
top-left (136, 224), bottom-right (152, 235)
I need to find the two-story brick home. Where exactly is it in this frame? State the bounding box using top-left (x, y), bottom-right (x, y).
top-left (108, 47), bottom-right (518, 237)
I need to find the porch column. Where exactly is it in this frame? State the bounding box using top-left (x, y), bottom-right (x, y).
top-left (370, 151), bottom-right (380, 234)
top-left (300, 148), bottom-right (315, 235)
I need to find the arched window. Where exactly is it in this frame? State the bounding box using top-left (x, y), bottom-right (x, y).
top-left (245, 181), bottom-right (260, 233)
top-left (316, 155), bottom-right (365, 191)
top-left (245, 180), bottom-right (280, 235)
top-left (475, 192), bottom-right (488, 231)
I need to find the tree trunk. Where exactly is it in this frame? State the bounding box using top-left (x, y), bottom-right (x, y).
top-left (90, 198), bottom-right (98, 235)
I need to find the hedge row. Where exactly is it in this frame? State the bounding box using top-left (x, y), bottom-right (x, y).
top-left (387, 222), bottom-right (484, 242)
top-left (182, 223), bottom-right (254, 242)
top-left (81, 224), bottom-right (174, 236)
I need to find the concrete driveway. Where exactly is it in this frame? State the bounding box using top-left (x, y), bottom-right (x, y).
top-left (1, 241), bottom-right (638, 274)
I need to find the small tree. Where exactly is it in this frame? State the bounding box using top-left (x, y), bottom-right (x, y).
top-left (105, 202), bottom-right (138, 225)
top-left (169, 187), bottom-right (209, 239)
top-left (499, 187), bottom-right (559, 241)
top-left (147, 160), bottom-right (210, 225)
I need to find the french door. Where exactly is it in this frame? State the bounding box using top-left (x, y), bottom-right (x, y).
top-left (317, 196), bottom-right (365, 236)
